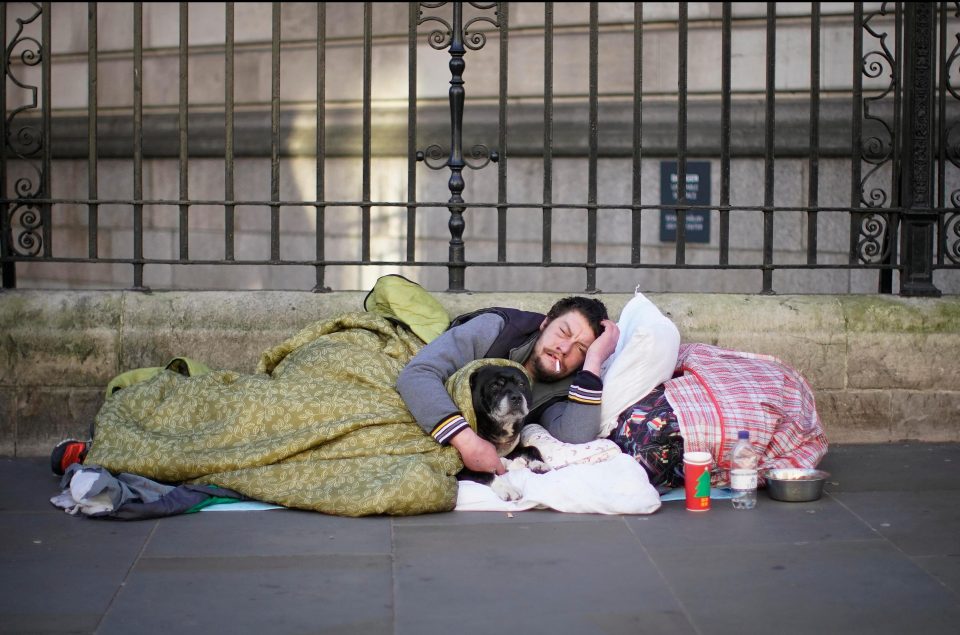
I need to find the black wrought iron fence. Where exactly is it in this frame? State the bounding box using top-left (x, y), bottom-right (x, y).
top-left (2, 2), bottom-right (958, 294)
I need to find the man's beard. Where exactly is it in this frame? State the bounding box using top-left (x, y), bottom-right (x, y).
top-left (529, 353), bottom-right (563, 382)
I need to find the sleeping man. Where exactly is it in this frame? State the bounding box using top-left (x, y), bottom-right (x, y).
top-left (396, 297), bottom-right (620, 475)
top-left (400, 289), bottom-right (828, 494)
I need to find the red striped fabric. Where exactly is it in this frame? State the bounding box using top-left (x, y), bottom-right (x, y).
top-left (664, 343), bottom-right (828, 486)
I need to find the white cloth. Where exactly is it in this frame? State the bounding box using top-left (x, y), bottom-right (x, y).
top-left (599, 289), bottom-right (681, 437)
top-left (50, 469), bottom-right (118, 516)
top-left (455, 425), bottom-right (661, 514)
top-left (519, 423), bottom-right (621, 468)
top-left (454, 454), bottom-right (661, 514)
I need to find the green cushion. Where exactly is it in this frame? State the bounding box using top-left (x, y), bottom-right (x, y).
top-left (363, 274), bottom-right (450, 344)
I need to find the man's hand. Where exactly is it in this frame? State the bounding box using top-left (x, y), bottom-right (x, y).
top-left (582, 318), bottom-right (620, 376)
top-left (449, 427), bottom-right (505, 474)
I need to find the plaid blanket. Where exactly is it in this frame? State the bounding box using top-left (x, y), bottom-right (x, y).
top-left (664, 343), bottom-right (828, 485)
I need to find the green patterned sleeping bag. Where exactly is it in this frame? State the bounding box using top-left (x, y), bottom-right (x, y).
top-left (85, 311), bottom-right (465, 516)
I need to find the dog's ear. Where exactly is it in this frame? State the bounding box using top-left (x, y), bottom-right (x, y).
top-left (469, 367), bottom-right (482, 391)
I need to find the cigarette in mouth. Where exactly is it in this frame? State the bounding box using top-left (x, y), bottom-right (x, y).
top-left (555, 358), bottom-right (561, 373)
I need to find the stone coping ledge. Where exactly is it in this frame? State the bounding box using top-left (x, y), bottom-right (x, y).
top-left (1, 290), bottom-right (958, 455)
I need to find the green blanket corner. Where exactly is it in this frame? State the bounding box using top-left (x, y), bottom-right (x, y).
top-left (85, 311), bottom-right (465, 517)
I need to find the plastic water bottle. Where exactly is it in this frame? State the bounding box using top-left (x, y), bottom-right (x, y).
top-left (729, 430), bottom-right (758, 510)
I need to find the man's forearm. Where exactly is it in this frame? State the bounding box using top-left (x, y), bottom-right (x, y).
top-left (537, 370), bottom-right (604, 443)
top-left (396, 313), bottom-right (503, 443)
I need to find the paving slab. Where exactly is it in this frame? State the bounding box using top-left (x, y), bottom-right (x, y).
top-left (144, 509), bottom-right (393, 558)
top-left (655, 539), bottom-right (960, 635)
top-left (98, 553), bottom-right (394, 635)
top-left (628, 493), bottom-right (877, 548)
top-left (0, 444), bottom-right (958, 634)
top-left (0, 513), bottom-right (154, 633)
top-left (818, 442), bottom-right (960, 492)
top-left (393, 517), bottom-right (695, 634)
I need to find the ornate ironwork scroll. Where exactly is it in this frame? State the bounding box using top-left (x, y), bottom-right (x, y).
top-left (856, 2), bottom-right (899, 267)
top-left (943, 3), bottom-right (960, 265)
top-left (416, 2), bottom-right (500, 291)
top-left (3, 3), bottom-right (47, 286)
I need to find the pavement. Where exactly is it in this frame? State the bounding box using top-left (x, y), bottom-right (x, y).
top-left (1, 442), bottom-right (959, 635)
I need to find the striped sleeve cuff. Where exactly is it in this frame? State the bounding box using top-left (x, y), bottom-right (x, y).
top-left (568, 370), bottom-right (603, 405)
top-left (431, 413), bottom-right (470, 445)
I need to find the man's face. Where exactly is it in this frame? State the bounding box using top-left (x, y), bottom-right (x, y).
top-left (525, 310), bottom-right (598, 381)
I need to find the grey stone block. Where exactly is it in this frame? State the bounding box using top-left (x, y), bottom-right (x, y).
top-left (0, 291), bottom-right (122, 387)
top-left (817, 390), bottom-right (895, 443)
top-left (118, 290), bottom-right (368, 372)
top-left (0, 389), bottom-right (14, 455)
top-left (841, 296), bottom-right (960, 391)
top-left (891, 392), bottom-right (960, 442)
top-left (15, 387), bottom-right (103, 456)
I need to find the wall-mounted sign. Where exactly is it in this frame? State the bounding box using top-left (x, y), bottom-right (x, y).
top-left (660, 161), bottom-right (711, 243)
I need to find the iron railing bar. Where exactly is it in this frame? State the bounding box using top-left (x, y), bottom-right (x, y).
top-left (132, 2), bottom-right (144, 289)
top-left (762, 1), bottom-right (776, 294)
top-left (807, 2), bottom-right (820, 265)
top-left (178, 1), bottom-right (189, 260)
top-left (316, 2), bottom-right (328, 289)
top-left (41, 2), bottom-right (51, 258)
top-left (361, 2), bottom-right (372, 263)
top-left (937, 0), bottom-right (948, 265)
top-left (33, 12), bottom-right (849, 67)
top-left (719, 3), bottom-right (731, 265)
top-left (631, 2), bottom-right (643, 265)
top-left (586, 2), bottom-right (598, 292)
top-left (33, 33), bottom-right (425, 61)
top-left (542, 2), bottom-right (554, 264)
top-left (850, 3), bottom-right (864, 265)
top-left (675, 2), bottom-right (688, 264)
top-left (892, 1), bottom-right (903, 209)
top-left (270, 2), bottom-right (280, 262)
top-left (496, 3), bottom-right (509, 263)
top-left (0, 0), bottom-right (8, 287)
top-left (406, 2), bottom-right (417, 263)
top-left (459, 262), bottom-right (906, 271)
top-left (224, 2), bottom-right (235, 261)
top-left (7, 196), bottom-right (909, 215)
top-left (14, 87), bottom-right (874, 116)
top-left (880, 1), bottom-right (902, 293)
top-left (433, 0), bottom-right (465, 287)
top-left (11, 255), bottom-right (906, 272)
top-left (87, 1), bottom-right (98, 259)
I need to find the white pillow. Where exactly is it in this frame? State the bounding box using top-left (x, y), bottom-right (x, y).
top-left (599, 291), bottom-right (681, 437)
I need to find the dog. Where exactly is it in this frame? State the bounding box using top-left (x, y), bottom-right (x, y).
top-left (457, 364), bottom-right (548, 500)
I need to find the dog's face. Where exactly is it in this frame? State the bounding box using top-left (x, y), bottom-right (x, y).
top-left (470, 365), bottom-right (532, 456)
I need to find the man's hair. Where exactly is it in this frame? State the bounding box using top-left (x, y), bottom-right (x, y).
top-left (545, 296), bottom-right (609, 338)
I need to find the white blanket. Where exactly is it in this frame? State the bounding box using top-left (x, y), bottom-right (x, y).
top-left (454, 424), bottom-right (661, 514)
top-left (455, 454), bottom-right (662, 514)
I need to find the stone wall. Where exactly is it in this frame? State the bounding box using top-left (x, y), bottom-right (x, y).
top-left (1, 289), bottom-right (957, 457)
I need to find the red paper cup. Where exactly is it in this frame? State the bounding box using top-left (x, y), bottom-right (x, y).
top-left (683, 451), bottom-right (712, 512)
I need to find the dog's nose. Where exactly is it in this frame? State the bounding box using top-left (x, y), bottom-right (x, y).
top-left (510, 394), bottom-right (523, 407)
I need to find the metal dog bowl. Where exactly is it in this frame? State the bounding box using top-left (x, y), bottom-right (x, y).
top-left (763, 468), bottom-right (830, 502)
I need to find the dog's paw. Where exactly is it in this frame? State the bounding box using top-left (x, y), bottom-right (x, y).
top-left (490, 475), bottom-right (523, 501)
top-left (526, 459), bottom-right (550, 474)
top-left (501, 456), bottom-right (530, 472)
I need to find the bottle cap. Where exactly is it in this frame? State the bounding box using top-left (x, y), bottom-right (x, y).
top-left (737, 430), bottom-right (749, 439)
